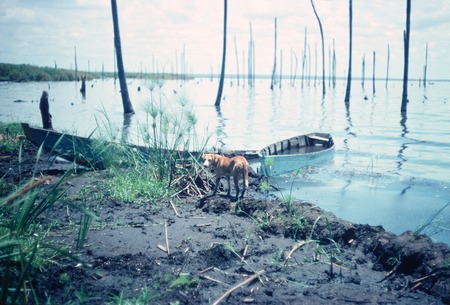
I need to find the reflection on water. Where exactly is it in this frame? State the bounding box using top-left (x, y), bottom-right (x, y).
top-left (0, 78), bottom-right (449, 244)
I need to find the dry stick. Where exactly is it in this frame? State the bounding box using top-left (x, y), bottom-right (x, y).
top-left (164, 220), bottom-right (170, 255)
top-left (200, 274), bottom-right (227, 285)
top-left (168, 198), bottom-right (180, 217)
top-left (412, 273), bottom-right (438, 284)
top-left (241, 244), bottom-right (249, 262)
top-left (212, 270), bottom-right (265, 305)
top-left (283, 240), bottom-right (306, 264)
top-left (5, 176), bottom-right (53, 204)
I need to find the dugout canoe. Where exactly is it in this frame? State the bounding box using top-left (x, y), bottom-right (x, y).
top-left (257, 132), bottom-right (335, 177)
top-left (21, 122), bottom-right (105, 168)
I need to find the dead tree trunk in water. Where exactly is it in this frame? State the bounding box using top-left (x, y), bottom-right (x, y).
top-left (270, 18), bottom-right (278, 90)
top-left (279, 49), bottom-right (283, 89)
top-left (423, 42), bottom-right (428, 88)
top-left (111, 0), bottom-right (134, 115)
top-left (234, 35), bottom-right (239, 86)
top-left (309, 0), bottom-right (326, 97)
top-left (74, 46), bottom-right (78, 80)
top-left (361, 54), bottom-right (365, 89)
top-left (372, 51), bottom-right (376, 95)
top-left (248, 22), bottom-right (254, 87)
top-left (215, 0), bottom-right (227, 107)
top-left (301, 28), bottom-right (307, 89)
top-left (332, 40), bottom-right (336, 88)
top-left (385, 44), bottom-right (390, 88)
top-left (401, 0), bottom-right (411, 113)
top-left (344, 0), bottom-right (353, 103)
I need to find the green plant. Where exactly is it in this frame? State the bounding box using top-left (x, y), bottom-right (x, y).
top-left (94, 90), bottom-right (210, 204)
top-left (413, 202), bottom-right (449, 237)
top-left (0, 122), bottom-right (23, 152)
top-left (59, 273), bottom-right (70, 284)
top-left (260, 178), bottom-right (270, 204)
top-left (236, 207), bottom-right (273, 231)
top-left (170, 274), bottom-right (198, 289)
top-left (0, 145), bottom-right (91, 304)
top-left (291, 214), bottom-right (306, 240)
top-left (279, 169), bottom-right (301, 214)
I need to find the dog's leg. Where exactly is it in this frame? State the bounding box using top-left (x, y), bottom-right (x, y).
top-left (233, 175), bottom-right (240, 200)
top-left (226, 176), bottom-right (231, 197)
top-left (240, 167), bottom-right (249, 198)
top-left (212, 176), bottom-right (220, 196)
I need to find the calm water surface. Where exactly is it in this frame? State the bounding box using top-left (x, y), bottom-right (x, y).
top-left (1, 78), bottom-right (449, 244)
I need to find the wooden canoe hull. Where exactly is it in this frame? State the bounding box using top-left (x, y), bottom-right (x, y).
top-left (258, 133), bottom-right (335, 177)
top-left (22, 123), bottom-right (334, 176)
top-left (21, 123), bottom-right (105, 168)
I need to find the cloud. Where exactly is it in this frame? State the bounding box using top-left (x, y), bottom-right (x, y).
top-left (0, 0), bottom-right (449, 79)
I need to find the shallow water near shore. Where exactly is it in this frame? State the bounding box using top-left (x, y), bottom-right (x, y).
top-left (1, 77), bottom-right (449, 244)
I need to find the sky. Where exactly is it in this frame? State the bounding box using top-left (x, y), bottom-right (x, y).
top-left (1, 0), bottom-right (449, 80)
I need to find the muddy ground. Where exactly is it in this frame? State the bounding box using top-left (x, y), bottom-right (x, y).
top-left (1, 140), bottom-right (449, 305)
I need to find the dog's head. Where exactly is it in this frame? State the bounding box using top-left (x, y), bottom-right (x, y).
top-left (202, 153), bottom-right (217, 168)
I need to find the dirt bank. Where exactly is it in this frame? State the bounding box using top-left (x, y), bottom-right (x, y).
top-left (1, 140), bottom-right (449, 304)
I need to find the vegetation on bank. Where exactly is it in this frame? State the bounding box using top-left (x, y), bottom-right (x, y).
top-left (0, 62), bottom-right (186, 82)
top-left (0, 92), bottom-right (210, 303)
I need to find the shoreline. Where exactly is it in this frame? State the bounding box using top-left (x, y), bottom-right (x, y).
top-left (1, 138), bottom-right (449, 304)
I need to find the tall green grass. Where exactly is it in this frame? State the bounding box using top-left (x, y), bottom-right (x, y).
top-left (0, 143), bottom-right (91, 304)
top-left (0, 122), bottom-right (23, 152)
top-left (93, 85), bottom-right (211, 203)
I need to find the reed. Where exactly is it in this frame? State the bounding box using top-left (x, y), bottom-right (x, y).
top-left (0, 122), bottom-right (23, 152)
top-left (413, 202), bottom-right (449, 237)
top-left (0, 143), bottom-right (91, 304)
top-left (93, 87), bottom-right (211, 204)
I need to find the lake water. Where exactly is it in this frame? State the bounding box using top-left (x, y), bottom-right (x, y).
top-left (1, 77), bottom-right (449, 245)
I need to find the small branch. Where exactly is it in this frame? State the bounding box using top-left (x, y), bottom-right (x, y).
top-left (168, 198), bottom-right (180, 217)
top-left (194, 223), bottom-right (212, 228)
top-left (5, 176), bottom-right (53, 204)
top-left (283, 240), bottom-right (306, 264)
top-left (164, 220), bottom-right (170, 255)
top-left (200, 274), bottom-right (227, 285)
top-left (212, 270), bottom-right (265, 305)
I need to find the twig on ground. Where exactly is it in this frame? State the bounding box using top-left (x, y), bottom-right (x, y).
top-left (241, 243), bottom-right (249, 262)
top-left (194, 223), bottom-right (212, 227)
top-left (165, 220), bottom-right (170, 255)
top-left (168, 198), bottom-right (180, 217)
top-left (283, 240), bottom-right (306, 264)
top-left (157, 244), bottom-right (167, 253)
top-left (212, 270), bottom-right (265, 305)
top-left (199, 274), bottom-right (227, 285)
top-left (5, 175), bottom-right (53, 204)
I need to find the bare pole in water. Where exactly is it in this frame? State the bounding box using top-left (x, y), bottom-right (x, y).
top-left (214, 0), bottom-right (227, 107)
top-left (423, 42), bottom-right (428, 88)
top-left (344, 0), bottom-right (353, 103)
top-left (301, 27), bottom-right (307, 89)
top-left (361, 53), bottom-right (365, 89)
top-left (401, 0), bottom-right (411, 113)
top-left (309, 0), bottom-right (326, 96)
top-left (279, 49), bottom-right (283, 89)
top-left (111, 0), bottom-right (134, 115)
top-left (332, 39), bottom-right (336, 88)
top-left (234, 35), bottom-right (240, 86)
top-left (74, 46), bottom-right (78, 80)
top-left (270, 17), bottom-right (278, 90)
top-left (248, 22), bottom-right (253, 87)
top-left (385, 44), bottom-right (391, 89)
top-left (372, 51), bottom-right (376, 95)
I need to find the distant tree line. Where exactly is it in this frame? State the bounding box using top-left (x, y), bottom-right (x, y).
top-left (0, 63), bottom-right (183, 82)
top-left (0, 63), bottom-right (83, 82)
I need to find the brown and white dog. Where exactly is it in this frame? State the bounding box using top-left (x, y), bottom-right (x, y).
top-left (202, 153), bottom-right (249, 200)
